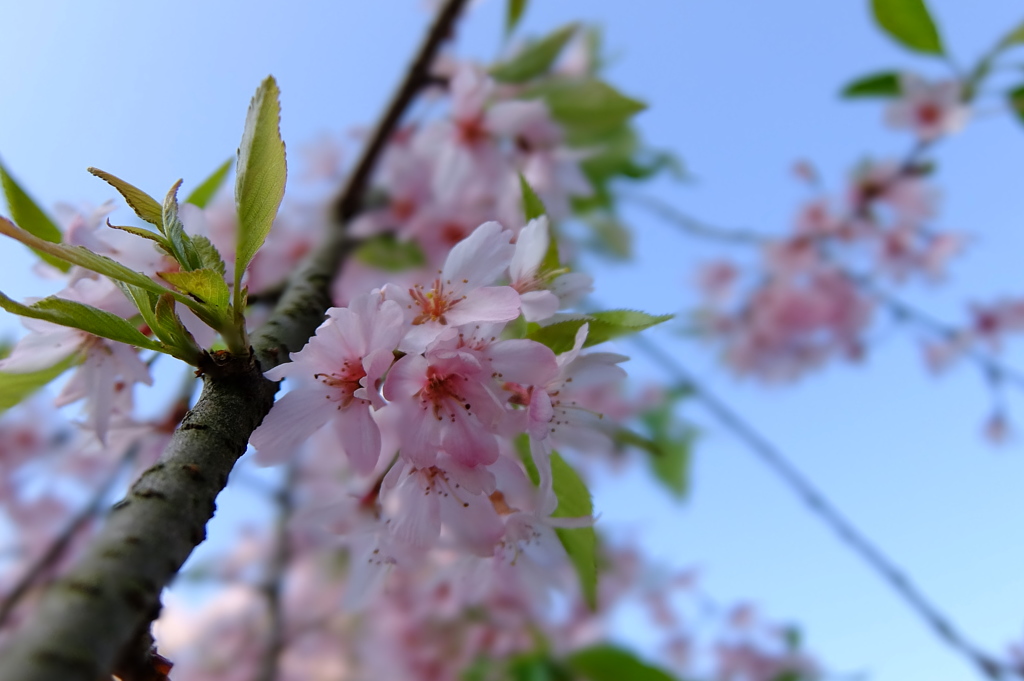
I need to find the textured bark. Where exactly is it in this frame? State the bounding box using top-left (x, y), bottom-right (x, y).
top-left (0, 1), bottom-right (468, 678)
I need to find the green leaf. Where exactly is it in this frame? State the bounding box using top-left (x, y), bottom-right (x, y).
top-left (870, 0), bottom-right (944, 55)
top-left (840, 71), bottom-right (903, 98)
top-left (1000, 20), bottom-right (1024, 49)
top-left (162, 179), bottom-right (202, 271)
top-left (185, 158), bottom-right (232, 209)
top-left (354, 234), bottom-right (426, 271)
top-left (505, 0), bottom-right (528, 36)
top-left (1008, 84), bottom-right (1024, 126)
top-left (519, 174), bottom-right (547, 221)
top-left (105, 220), bottom-right (172, 252)
top-left (87, 167), bottom-right (164, 227)
top-left (0, 292), bottom-right (162, 352)
top-left (0, 216), bottom-right (179, 298)
top-left (553, 452), bottom-right (598, 610)
top-left (152, 294), bottom-right (203, 364)
top-left (529, 79), bottom-right (646, 138)
top-left (0, 163), bottom-right (69, 272)
top-left (491, 23), bottom-right (578, 83)
top-left (566, 645), bottom-right (677, 681)
top-left (0, 355), bottom-right (76, 413)
top-left (234, 76), bottom-right (287, 304)
top-left (159, 268), bottom-right (230, 310)
top-left (527, 309), bottom-right (673, 354)
top-left (191, 235), bottom-right (227, 277)
top-left (582, 213), bottom-right (631, 259)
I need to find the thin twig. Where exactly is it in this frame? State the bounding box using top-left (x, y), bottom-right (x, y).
top-left (628, 332), bottom-right (1013, 680)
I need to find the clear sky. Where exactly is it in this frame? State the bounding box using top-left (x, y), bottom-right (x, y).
top-left (2, 2), bottom-right (1024, 680)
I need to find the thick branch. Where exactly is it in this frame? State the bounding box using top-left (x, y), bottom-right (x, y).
top-left (0, 2), bottom-right (468, 679)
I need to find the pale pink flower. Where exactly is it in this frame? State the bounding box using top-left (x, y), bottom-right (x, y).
top-left (250, 292), bottom-right (404, 473)
top-left (885, 73), bottom-right (969, 141)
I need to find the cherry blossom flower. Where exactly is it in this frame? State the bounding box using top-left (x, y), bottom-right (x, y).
top-left (885, 73), bottom-right (969, 141)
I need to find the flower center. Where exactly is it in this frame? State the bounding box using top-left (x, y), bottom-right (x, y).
top-left (314, 360), bottom-right (367, 408)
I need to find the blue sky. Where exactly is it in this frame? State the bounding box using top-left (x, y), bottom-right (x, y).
top-left (2, 2), bottom-right (1024, 679)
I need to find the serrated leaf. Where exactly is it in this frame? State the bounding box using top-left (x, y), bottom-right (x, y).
top-left (491, 23), bottom-right (578, 83)
top-left (186, 158), bottom-right (232, 209)
top-left (0, 216), bottom-right (177, 297)
top-left (0, 354), bottom-right (76, 413)
top-left (566, 645), bottom-right (677, 681)
top-left (354, 234), bottom-right (426, 271)
top-left (871, 0), bottom-right (944, 55)
top-left (162, 179), bottom-right (202, 271)
top-left (235, 76), bottom-right (287, 303)
top-left (106, 220), bottom-right (171, 252)
top-left (505, 0), bottom-right (528, 36)
top-left (0, 292), bottom-right (162, 352)
top-left (191, 235), bottom-right (226, 277)
top-left (529, 79), bottom-right (646, 138)
top-left (0, 163), bottom-right (69, 272)
top-left (159, 268), bottom-right (230, 310)
top-left (840, 71), bottom-right (903, 98)
top-left (87, 167), bottom-right (163, 227)
top-left (1008, 84), bottom-right (1024, 126)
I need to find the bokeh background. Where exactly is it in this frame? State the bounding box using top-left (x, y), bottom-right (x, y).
top-left (2, 2), bottom-right (1024, 679)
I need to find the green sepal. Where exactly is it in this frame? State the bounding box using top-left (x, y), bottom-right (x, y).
top-left (162, 180), bottom-right (203, 271)
top-left (234, 76), bottom-right (287, 307)
top-left (0, 163), bottom-right (69, 272)
top-left (354, 234), bottom-right (426, 271)
top-left (0, 354), bottom-right (77, 413)
top-left (158, 268), bottom-right (230, 311)
top-left (0, 216), bottom-right (181, 299)
top-left (491, 23), bottom-right (578, 83)
top-left (840, 71), bottom-right (903, 98)
top-left (87, 167), bottom-right (164, 228)
top-left (566, 645), bottom-right (677, 681)
top-left (186, 158), bottom-right (232, 209)
top-left (528, 79), bottom-right (646, 139)
top-left (0, 291), bottom-right (163, 352)
top-left (870, 0), bottom-right (944, 55)
top-left (527, 309), bottom-right (674, 354)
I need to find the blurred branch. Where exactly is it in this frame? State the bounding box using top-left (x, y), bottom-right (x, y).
top-left (255, 461), bottom-right (298, 681)
top-left (629, 332), bottom-right (1014, 680)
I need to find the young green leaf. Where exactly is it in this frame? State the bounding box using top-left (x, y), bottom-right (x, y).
top-left (527, 310), bottom-right (673, 353)
top-left (87, 167), bottom-right (164, 227)
top-left (491, 23), bottom-right (578, 84)
top-left (106, 220), bottom-right (172, 252)
top-left (185, 158), bottom-right (232, 209)
top-left (530, 79), bottom-right (646, 138)
top-left (505, 0), bottom-right (528, 36)
top-left (0, 292), bottom-right (163, 352)
top-left (0, 216), bottom-right (178, 298)
top-left (159, 268), bottom-right (230, 311)
top-left (354, 234), bottom-right (426, 271)
top-left (191, 235), bottom-right (227, 277)
top-left (162, 179), bottom-right (202, 270)
top-left (840, 71), bottom-right (903, 98)
top-left (566, 645), bottom-right (676, 681)
top-left (0, 355), bottom-right (76, 413)
top-left (152, 294), bottom-right (203, 364)
top-left (870, 0), bottom-right (944, 55)
top-left (999, 20), bottom-right (1024, 49)
top-left (0, 163), bottom-right (69, 272)
top-left (234, 76), bottom-right (287, 305)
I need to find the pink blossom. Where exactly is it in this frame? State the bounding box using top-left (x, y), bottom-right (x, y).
top-left (885, 73), bottom-right (969, 141)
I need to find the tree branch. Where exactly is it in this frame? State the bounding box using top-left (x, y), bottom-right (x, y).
top-left (629, 333), bottom-right (1013, 680)
top-left (0, 2), bottom-right (469, 679)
